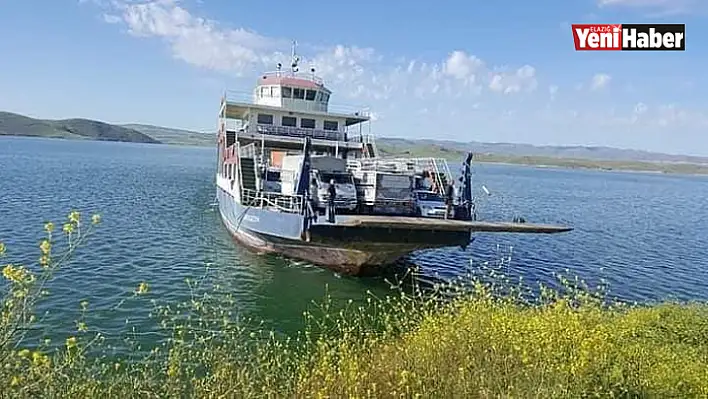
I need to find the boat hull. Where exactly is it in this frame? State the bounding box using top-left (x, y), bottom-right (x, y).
top-left (217, 186), bottom-right (470, 275)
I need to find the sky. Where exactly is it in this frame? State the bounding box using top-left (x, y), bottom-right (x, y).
top-left (0, 0), bottom-right (707, 156)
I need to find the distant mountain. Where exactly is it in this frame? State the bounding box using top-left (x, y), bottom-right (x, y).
top-left (0, 111), bottom-right (158, 144)
top-left (123, 124), bottom-right (214, 147)
top-left (3, 110), bottom-right (708, 168)
top-left (378, 138), bottom-right (708, 165)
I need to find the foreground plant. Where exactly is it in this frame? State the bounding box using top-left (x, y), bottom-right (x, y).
top-left (2, 212), bottom-right (708, 398)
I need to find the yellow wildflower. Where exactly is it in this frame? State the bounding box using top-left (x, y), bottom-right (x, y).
top-left (18, 349), bottom-right (30, 358)
top-left (39, 255), bottom-right (50, 268)
top-left (2, 264), bottom-right (33, 284)
top-left (44, 222), bottom-right (55, 233)
top-left (39, 239), bottom-right (51, 255)
top-left (91, 214), bottom-right (101, 224)
top-left (136, 282), bottom-right (150, 295)
top-left (68, 211), bottom-right (80, 224)
top-left (77, 321), bottom-right (88, 332)
top-left (32, 351), bottom-right (50, 367)
top-left (62, 223), bottom-right (74, 234)
top-left (10, 376), bottom-right (20, 387)
top-left (66, 336), bottom-right (77, 349)
top-left (0, 242), bottom-right (5, 256)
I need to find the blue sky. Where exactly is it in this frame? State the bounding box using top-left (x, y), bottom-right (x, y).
top-left (1, 0), bottom-right (706, 155)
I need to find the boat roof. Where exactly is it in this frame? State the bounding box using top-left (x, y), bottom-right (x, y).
top-left (223, 100), bottom-right (370, 126)
top-left (257, 74), bottom-right (331, 92)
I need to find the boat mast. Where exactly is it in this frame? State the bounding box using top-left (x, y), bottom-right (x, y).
top-left (290, 40), bottom-right (300, 75)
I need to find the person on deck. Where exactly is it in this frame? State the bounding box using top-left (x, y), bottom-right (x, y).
top-left (327, 179), bottom-right (337, 223)
top-left (445, 180), bottom-right (455, 220)
top-left (310, 177), bottom-right (320, 213)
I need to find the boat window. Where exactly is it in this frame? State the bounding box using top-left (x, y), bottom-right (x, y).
top-left (260, 87), bottom-right (269, 97)
top-left (272, 86), bottom-right (281, 98)
top-left (266, 170), bottom-right (281, 181)
top-left (323, 120), bottom-right (338, 131)
top-left (305, 90), bottom-right (317, 101)
top-left (300, 118), bottom-right (316, 129)
top-left (293, 88), bottom-right (305, 99)
top-left (320, 172), bottom-right (352, 185)
top-left (282, 116), bottom-right (297, 127)
top-left (226, 130), bottom-right (236, 146)
top-left (321, 92), bottom-right (329, 103)
top-left (282, 86), bottom-right (292, 98)
top-left (257, 114), bottom-right (274, 125)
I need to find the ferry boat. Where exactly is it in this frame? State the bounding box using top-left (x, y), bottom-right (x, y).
top-left (215, 43), bottom-right (572, 275)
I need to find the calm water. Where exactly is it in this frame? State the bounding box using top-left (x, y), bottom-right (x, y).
top-left (1, 136), bottom-right (708, 342)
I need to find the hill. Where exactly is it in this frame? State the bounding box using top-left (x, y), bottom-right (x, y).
top-left (0, 111), bottom-right (159, 144)
top-left (123, 124), bottom-right (214, 147)
top-left (376, 141), bottom-right (708, 175)
top-left (378, 137), bottom-right (708, 165)
top-left (2, 110), bottom-right (708, 175)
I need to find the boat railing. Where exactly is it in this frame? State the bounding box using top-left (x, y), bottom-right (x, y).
top-left (223, 90), bottom-right (372, 117)
top-left (252, 124), bottom-right (347, 142)
top-left (260, 70), bottom-right (325, 85)
top-left (349, 157), bottom-right (452, 175)
top-left (347, 159), bottom-right (416, 174)
top-left (240, 188), bottom-right (304, 214)
top-left (348, 133), bottom-right (377, 144)
top-left (239, 142), bottom-right (258, 159)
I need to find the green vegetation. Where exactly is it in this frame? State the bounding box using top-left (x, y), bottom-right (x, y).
top-left (2, 212), bottom-right (708, 397)
top-left (124, 124), bottom-right (214, 147)
top-left (3, 110), bottom-right (708, 175)
top-left (0, 111), bottom-right (158, 144)
top-left (378, 142), bottom-right (708, 175)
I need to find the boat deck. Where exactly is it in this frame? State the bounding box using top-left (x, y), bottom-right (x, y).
top-left (329, 215), bottom-right (573, 234)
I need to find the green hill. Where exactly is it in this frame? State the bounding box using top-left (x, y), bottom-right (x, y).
top-left (0, 111), bottom-right (159, 144)
top-left (376, 141), bottom-right (708, 175)
top-left (123, 124), bottom-right (214, 147)
top-left (2, 110), bottom-right (707, 175)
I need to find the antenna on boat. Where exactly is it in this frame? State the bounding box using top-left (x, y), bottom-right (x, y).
top-left (291, 40), bottom-right (300, 74)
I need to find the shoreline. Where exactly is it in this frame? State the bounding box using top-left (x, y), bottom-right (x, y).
top-left (474, 159), bottom-right (708, 177)
top-left (3, 133), bottom-right (708, 177)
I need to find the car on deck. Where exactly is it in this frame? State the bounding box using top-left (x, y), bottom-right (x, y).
top-left (413, 190), bottom-right (447, 218)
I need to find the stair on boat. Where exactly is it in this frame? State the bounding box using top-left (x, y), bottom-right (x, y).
top-left (240, 157), bottom-right (258, 191)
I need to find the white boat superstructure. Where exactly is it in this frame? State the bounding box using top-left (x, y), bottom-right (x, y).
top-left (213, 40), bottom-right (573, 275)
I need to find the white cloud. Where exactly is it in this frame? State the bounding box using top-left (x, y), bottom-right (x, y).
top-left (488, 65), bottom-right (538, 94)
top-left (116, 0), bottom-right (284, 74)
top-left (79, 0), bottom-right (708, 155)
top-left (549, 85), bottom-right (559, 100)
top-left (102, 14), bottom-right (121, 24)
top-left (88, 0), bottom-right (539, 103)
top-left (442, 50), bottom-right (483, 83)
top-left (590, 73), bottom-right (611, 91)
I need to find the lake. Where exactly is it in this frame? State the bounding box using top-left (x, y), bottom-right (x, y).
top-left (1, 136), bottom-right (707, 343)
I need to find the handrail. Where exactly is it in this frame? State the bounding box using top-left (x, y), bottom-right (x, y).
top-left (237, 142), bottom-right (244, 196)
top-left (348, 133), bottom-right (377, 144)
top-left (260, 70), bottom-right (325, 85)
top-left (239, 142), bottom-right (258, 158)
top-left (223, 90), bottom-right (371, 117)
top-left (253, 124), bottom-right (346, 142)
top-left (240, 188), bottom-right (304, 214)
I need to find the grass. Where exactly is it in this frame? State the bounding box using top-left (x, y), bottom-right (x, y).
top-left (378, 142), bottom-right (708, 176)
top-left (2, 211), bottom-right (708, 397)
